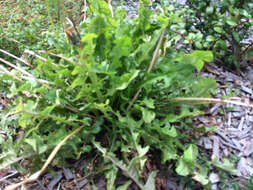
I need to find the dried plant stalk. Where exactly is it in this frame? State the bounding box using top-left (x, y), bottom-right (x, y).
top-left (167, 97), bottom-right (253, 108)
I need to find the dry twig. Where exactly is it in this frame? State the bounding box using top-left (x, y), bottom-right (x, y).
top-left (167, 97), bottom-right (253, 108)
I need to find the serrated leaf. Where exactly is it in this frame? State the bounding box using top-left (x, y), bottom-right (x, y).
top-left (106, 166), bottom-right (118, 190)
top-left (162, 148), bottom-right (178, 163)
top-left (93, 141), bottom-right (145, 189)
top-left (116, 181), bottom-right (132, 190)
top-left (193, 172), bottom-right (210, 185)
top-left (107, 70), bottom-right (140, 96)
top-left (141, 98), bottom-right (155, 109)
top-left (131, 131), bottom-right (149, 169)
top-left (212, 156), bottom-right (237, 174)
top-left (193, 167), bottom-right (210, 186)
top-left (41, 105), bottom-right (56, 115)
top-left (24, 100), bottom-right (37, 113)
top-left (81, 33), bottom-right (98, 55)
top-left (137, 145), bottom-right (149, 158)
top-left (45, 89), bottom-right (57, 102)
top-left (111, 36), bottom-right (133, 67)
top-left (135, 29), bottom-right (163, 63)
top-left (90, 0), bottom-right (112, 17)
top-left (116, 70), bottom-right (140, 90)
top-left (25, 138), bottom-right (37, 152)
top-left (14, 98), bottom-right (23, 114)
top-left (18, 114), bottom-right (32, 128)
top-left (0, 150), bottom-right (19, 170)
top-left (176, 158), bottom-right (190, 176)
top-left (143, 171), bottom-right (158, 190)
top-left (180, 51), bottom-right (213, 72)
top-left (183, 144), bottom-right (198, 164)
top-left (92, 116), bottom-right (103, 134)
top-left (191, 77), bottom-right (217, 97)
top-left (141, 108), bottom-right (155, 123)
top-left (166, 108), bottom-right (202, 123)
top-left (161, 125), bottom-right (178, 137)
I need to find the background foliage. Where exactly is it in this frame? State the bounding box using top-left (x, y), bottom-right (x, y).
top-left (185, 0), bottom-right (253, 68)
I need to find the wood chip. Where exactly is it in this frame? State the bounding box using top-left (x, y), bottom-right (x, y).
top-left (209, 172), bottom-right (220, 183)
top-left (209, 103), bottom-right (221, 115)
top-left (63, 168), bottom-right (75, 180)
top-left (203, 137), bottom-right (213, 149)
top-left (227, 112), bottom-right (232, 127)
top-left (78, 178), bottom-right (88, 188)
top-left (231, 139), bottom-right (243, 151)
top-left (210, 136), bottom-right (220, 161)
top-left (243, 139), bottom-right (253, 156)
top-left (238, 117), bottom-right (245, 131)
top-left (48, 172), bottom-right (63, 190)
top-left (237, 157), bottom-right (253, 177)
top-left (241, 85), bottom-right (253, 95)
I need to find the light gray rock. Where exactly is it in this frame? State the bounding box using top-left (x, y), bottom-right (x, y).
top-left (241, 85), bottom-right (252, 95)
top-left (243, 139), bottom-right (253, 156)
top-left (203, 137), bottom-right (213, 149)
top-left (177, 0), bottom-right (187, 5)
top-left (209, 172), bottom-right (220, 183)
top-left (237, 157), bottom-right (253, 177)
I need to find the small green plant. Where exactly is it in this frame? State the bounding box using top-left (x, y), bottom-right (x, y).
top-left (0, 0), bottom-right (234, 189)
